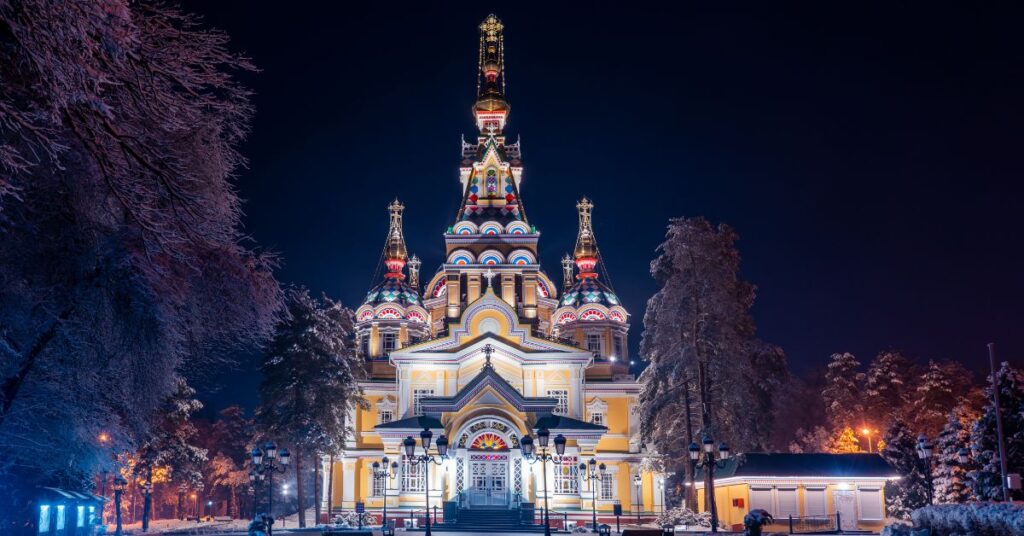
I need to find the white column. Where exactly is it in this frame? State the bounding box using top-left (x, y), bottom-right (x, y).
top-left (342, 457), bottom-right (356, 509)
top-left (320, 456), bottom-right (331, 511)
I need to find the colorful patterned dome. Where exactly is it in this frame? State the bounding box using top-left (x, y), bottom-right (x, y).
top-left (364, 278), bottom-right (422, 307)
top-left (560, 277), bottom-right (620, 308)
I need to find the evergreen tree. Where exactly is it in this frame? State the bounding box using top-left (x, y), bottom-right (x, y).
top-left (863, 350), bottom-right (913, 430)
top-left (258, 287), bottom-right (366, 526)
top-left (881, 418), bottom-right (929, 520)
top-left (969, 361), bottom-right (1024, 501)
top-left (822, 352), bottom-right (862, 429)
top-left (933, 400), bottom-right (978, 503)
top-left (828, 427), bottom-right (861, 453)
top-left (638, 218), bottom-right (788, 513)
top-left (908, 360), bottom-right (967, 436)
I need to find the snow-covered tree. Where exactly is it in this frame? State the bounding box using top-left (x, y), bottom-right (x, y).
top-left (969, 361), bottom-right (1024, 501)
top-left (638, 218), bottom-right (788, 512)
top-left (829, 427), bottom-right (862, 453)
top-left (908, 360), bottom-right (971, 436)
top-left (822, 352), bottom-right (863, 429)
top-left (933, 400), bottom-right (978, 504)
top-left (881, 418), bottom-right (930, 520)
top-left (258, 287), bottom-right (367, 527)
top-left (789, 426), bottom-right (832, 453)
top-left (863, 350), bottom-right (914, 430)
top-left (0, 0), bottom-right (282, 525)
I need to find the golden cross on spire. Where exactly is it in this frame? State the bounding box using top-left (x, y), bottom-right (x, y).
top-left (482, 343), bottom-right (494, 368)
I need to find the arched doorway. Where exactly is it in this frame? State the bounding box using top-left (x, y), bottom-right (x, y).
top-left (452, 416), bottom-right (523, 508)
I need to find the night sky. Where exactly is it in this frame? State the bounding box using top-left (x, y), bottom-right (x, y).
top-left (180, 2), bottom-right (1024, 414)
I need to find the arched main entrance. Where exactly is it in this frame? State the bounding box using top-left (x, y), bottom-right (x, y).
top-left (452, 416), bottom-right (524, 508)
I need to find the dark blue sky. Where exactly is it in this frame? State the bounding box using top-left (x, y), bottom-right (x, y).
top-left (183, 2), bottom-right (1024, 413)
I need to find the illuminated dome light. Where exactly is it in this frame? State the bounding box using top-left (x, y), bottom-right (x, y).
top-left (506, 221), bottom-right (530, 235)
top-left (377, 307), bottom-right (402, 320)
top-left (480, 222), bottom-right (503, 235)
top-left (364, 278), bottom-right (422, 308)
top-left (406, 310), bottom-right (426, 323)
top-left (384, 258), bottom-right (406, 278)
top-left (579, 309), bottom-right (607, 321)
top-left (576, 256), bottom-right (598, 277)
top-left (470, 432), bottom-right (508, 451)
top-left (556, 311), bottom-right (577, 325)
top-left (432, 279), bottom-right (448, 298)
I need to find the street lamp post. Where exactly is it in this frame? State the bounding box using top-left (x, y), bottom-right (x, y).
top-left (689, 435), bottom-right (730, 533)
top-left (632, 475), bottom-right (642, 524)
top-left (657, 478), bottom-right (665, 516)
top-left (98, 470), bottom-right (109, 525)
top-left (916, 434), bottom-right (935, 505)
top-left (113, 476), bottom-right (127, 536)
top-left (518, 428), bottom-right (567, 536)
top-left (579, 459), bottom-right (606, 532)
top-left (251, 442), bottom-right (291, 536)
top-left (403, 428), bottom-right (449, 536)
top-left (372, 457), bottom-right (399, 531)
top-left (861, 428), bottom-right (875, 453)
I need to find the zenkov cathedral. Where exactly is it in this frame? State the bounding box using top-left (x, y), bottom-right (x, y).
top-left (324, 15), bottom-right (663, 526)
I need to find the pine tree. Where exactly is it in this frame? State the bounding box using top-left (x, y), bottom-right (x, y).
top-left (969, 361), bottom-right (1024, 501)
top-left (932, 400), bottom-right (977, 503)
top-left (881, 418), bottom-right (929, 520)
top-left (863, 350), bottom-right (913, 430)
top-left (828, 427), bottom-right (861, 453)
top-left (822, 352), bottom-right (862, 429)
top-left (258, 287), bottom-right (367, 526)
top-left (908, 360), bottom-right (972, 436)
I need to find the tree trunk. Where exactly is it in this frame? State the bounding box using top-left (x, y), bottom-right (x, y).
top-left (326, 454), bottom-right (335, 520)
top-left (296, 449), bottom-right (306, 527)
top-left (230, 486), bottom-right (238, 519)
top-left (0, 310), bottom-right (71, 427)
top-left (177, 491), bottom-right (184, 520)
top-left (313, 454), bottom-right (321, 524)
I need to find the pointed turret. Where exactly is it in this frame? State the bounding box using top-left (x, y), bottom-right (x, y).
top-left (384, 199), bottom-right (408, 279)
top-left (573, 197), bottom-right (599, 278)
top-left (474, 14), bottom-right (509, 132)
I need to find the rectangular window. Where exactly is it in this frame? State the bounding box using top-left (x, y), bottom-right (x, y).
top-left (586, 334), bottom-right (603, 355)
top-left (750, 488), bottom-right (772, 512)
top-left (599, 474), bottom-right (615, 500)
top-left (56, 505), bottom-right (65, 530)
top-left (88, 506), bottom-right (96, 525)
top-left (382, 333), bottom-right (397, 354)
top-left (372, 470), bottom-right (387, 496)
top-left (804, 488), bottom-right (827, 517)
top-left (858, 488), bottom-right (883, 520)
top-left (360, 336), bottom-right (370, 357)
top-left (413, 388), bottom-right (434, 416)
top-left (39, 505), bottom-right (50, 533)
top-left (402, 456), bottom-right (425, 492)
top-left (378, 408), bottom-right (394, 424)
top-left (547, 389), bottom-right (569, 416)
top-left (590, 412), bottom-right (605, 426)
top-left (613, 336), bottom-right (625, 359)
top-left (776, 488), bottom-right (799, 518)
top-left (553, 456), bottom-right (579, 494)
top-left (77, 506), bottom-right (84, 527)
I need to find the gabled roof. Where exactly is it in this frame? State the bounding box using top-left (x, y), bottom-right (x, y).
top-left (419, 363), bottom-right (558, 415)
top-left (375, 415), bottom-right (444, 430)
top-left (696, 453), bottom-right (898, 480)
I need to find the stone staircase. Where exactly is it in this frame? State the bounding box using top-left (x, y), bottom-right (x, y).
top-left (425, 507), bottom-right (550, 533)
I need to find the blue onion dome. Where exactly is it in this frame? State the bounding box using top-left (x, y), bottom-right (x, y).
top-left (560, 277), bottom-right (620, 308)
top-left (364, 278), bottom-right (422, 307)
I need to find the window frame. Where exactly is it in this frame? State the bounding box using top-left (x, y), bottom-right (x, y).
top-left (401, 456), bottom-right (425, 492)
top-left (413, 388), bottom-right (435, 416)
top-left (552, 456), bottom-right (579, 495)
top-left (381, 332), bottom-right (398, 354)
top-left (586, 333), bottom-right (603, 355)
top-left (547, 389), bottom-right (569, 416)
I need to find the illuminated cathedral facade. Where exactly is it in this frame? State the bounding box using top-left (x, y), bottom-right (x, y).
top-left (324, 15), bottom-right (663, 524)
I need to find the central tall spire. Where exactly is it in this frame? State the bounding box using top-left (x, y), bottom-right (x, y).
top-left (474, 14), bottom-right (509, 132)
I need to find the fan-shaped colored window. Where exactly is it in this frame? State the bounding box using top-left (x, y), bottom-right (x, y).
top-left (481, 255), bottom-right (500, 265)
top-left (448, 251), bottom-right (474, 265)
top-left (432, 279), bottom-right (448, 297)
top-left (609, 311), bottom-right (626, 322)
top-left (453, 222), bottom-right (478, 235)
top-left (406, 310), bottom-right (426, 323)
top-left (579, 309), bottom-right (607, 321)
top-left (537, 281), bottom-right (550, 298)
top-left (480, 222), bottom-right (502, 236)
top-left (506, 222), bottom-right (530, 235)
top-left (557, 311), bottom-right (577, 324)
top-left (358, 310), bottom-right (373, 321)
top-left (509, 254), bottom-right (532, 265)
top-left (458, 228), bottom-right (472, 235)
top-left (377, 307), bottom-right (402, 319)
top-left (470, 432), bottom-right (508, 450)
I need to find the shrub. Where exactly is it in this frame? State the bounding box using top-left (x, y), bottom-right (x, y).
top-left (909, 503), bottom-right (1024, 536)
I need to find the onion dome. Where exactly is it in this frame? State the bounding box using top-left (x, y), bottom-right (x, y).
top-left (560, 277), bottom-right (620, 308)
top-left (364, 199), bottom-right (422, 307)
top-left (573, 198), bottom-right (598, 273)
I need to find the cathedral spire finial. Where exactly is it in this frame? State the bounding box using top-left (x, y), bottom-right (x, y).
top-left (384, 199), bottom-right (408, 279)
top-left (574, 198), bottom-right (599, 278)
top-left (474, 14), bottom-right (509, 132)
top-left (561, 253), bottom-right (575, 291)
